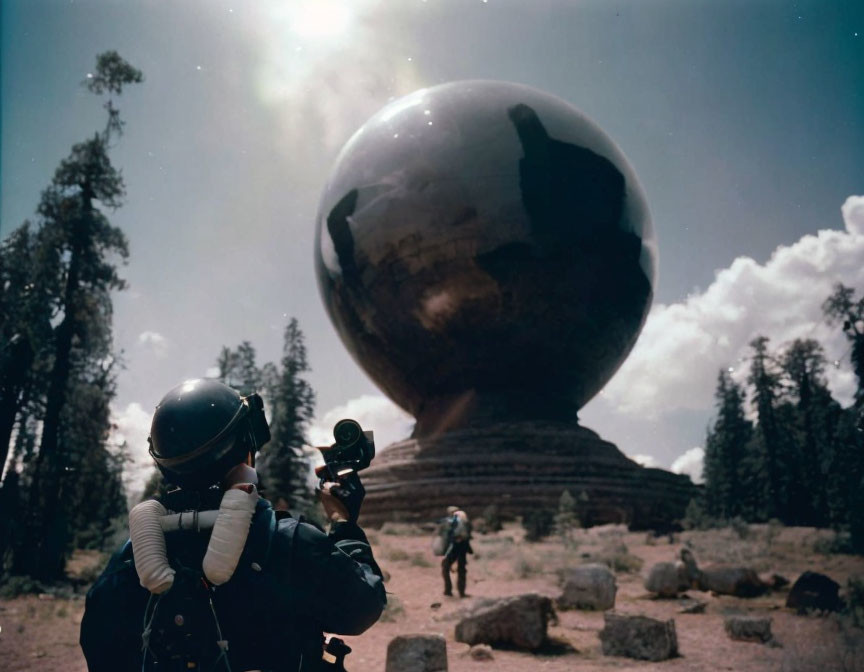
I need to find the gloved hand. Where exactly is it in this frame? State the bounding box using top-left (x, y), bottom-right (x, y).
top-left (318, 472), bottom-right (365, 524)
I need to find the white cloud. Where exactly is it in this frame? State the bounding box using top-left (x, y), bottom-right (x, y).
top-left (842, 195), bottom-right (864, 236)
top-left (110, 402), bottom-right (155, 492)
top-left (604, 195), bottom-right (864, 418)
top-left (307, 394), bottom-right (414, 455)
top-left (138, 330), bottom-right (168, 358)
top-left (630, 453), bottom-right (658, 468)
top-left (671, 447), bottom-right (705, 484)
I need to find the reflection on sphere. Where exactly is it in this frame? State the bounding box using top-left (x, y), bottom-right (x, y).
top-left (315, 81), bottom-right (656, 435)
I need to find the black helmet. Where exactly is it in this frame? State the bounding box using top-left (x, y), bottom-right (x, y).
top-left (148, 379), bottom-right (271, 489)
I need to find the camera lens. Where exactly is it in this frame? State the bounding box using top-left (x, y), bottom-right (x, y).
top-left (333, 419), bottom-right (362, 446)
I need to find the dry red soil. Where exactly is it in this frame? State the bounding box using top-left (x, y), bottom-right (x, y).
top-left (1, 523), bottom-right (863, 671)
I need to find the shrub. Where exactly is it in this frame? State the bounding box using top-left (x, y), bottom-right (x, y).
top-left (682, 497), bottom-right (722, 530)
top-left (590, 542), bottom-right (644, 574)
top-left (479, 504), bottom-right (503, 533)
top-left (522, 509), bottom-right (554, 542)
top-left (554, 490), bottom-right (580, 545)
top-left (0, 575), bottom-right (48, 599)
top-left (730, 516), bottom-right (750, 540)
top-left (813, 531), bottom-right (855, 555)
top-left (846, 576), bottom-right (864, 628)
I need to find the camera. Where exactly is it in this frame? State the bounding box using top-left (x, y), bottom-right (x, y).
top-left (315, 419), bottom-right (375, 482)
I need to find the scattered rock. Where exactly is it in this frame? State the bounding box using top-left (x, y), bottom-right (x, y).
top-left (467, 644), bottom-right (494, 660)
top-left (645, 561), bottom-right (690, 598)
top-left (681, 549), bottom-right (769, 597)
top-left (430, 602), bottom-right (442, 610)
top-left (678, 599), bottom-right (706, 614)
top-left (767, 573), bottom-right (790, 590)
top-left (558, 564), bottom-right (617, 610)
top-left (455, 593), bottom-right (555, 650)
top-left (786, 571), bottom-right (841, 613)
top-left (724, 615), bottom-right (778, 645)
top-left (386, 634), bottom-right (448, 672)
top-left (37, 593), bottom-right (55, 601)
top-left (599, 612), bottom-right (679, 661)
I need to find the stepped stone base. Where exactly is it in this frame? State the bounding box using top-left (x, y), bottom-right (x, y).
top-left (359, 421), bottom-right (696, 529)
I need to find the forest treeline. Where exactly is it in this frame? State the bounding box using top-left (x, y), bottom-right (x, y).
top-left (0, 53), bottom-right (317, 584)
top-left (698, 283), bottom-right (864, 553)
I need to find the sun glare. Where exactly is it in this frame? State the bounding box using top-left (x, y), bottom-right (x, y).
top-left (290, 1), bottom-right (353, 41)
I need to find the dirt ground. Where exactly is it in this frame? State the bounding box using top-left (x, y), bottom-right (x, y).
top-left (1, 523), bottom-right (863, 671)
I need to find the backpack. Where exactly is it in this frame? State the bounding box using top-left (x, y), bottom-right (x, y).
top-left (431, 517), bottom-right (454, 557)
top-left (140, 504), bottom-right (286, 672)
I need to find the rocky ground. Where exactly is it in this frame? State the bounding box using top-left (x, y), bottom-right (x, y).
top-left (1, 523), bottom-right (863, 671)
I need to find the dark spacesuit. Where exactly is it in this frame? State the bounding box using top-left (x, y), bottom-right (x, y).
top-left (80, 379), bottom-right (385, 671)
top-left (81, 499), bottom-right (384, 671)
top-left (441, 507), bottom-right (472, 598)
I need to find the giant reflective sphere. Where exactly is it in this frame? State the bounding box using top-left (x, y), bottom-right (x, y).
top-left (316, 81), bottom-right (656, 435)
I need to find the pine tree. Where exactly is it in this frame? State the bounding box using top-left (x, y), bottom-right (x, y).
top-left (703, 370), bottom-right (753, 519)
top-left (217, 341), bottom-right (263, 396)
top-left (214, 319), bottom-right (316, 513)
top-left (746, 336), bottom-right (785, 519)
top-left (0, 224), bottom-right (57, 481)
top-left (781, 339), bottom-right (840, 527)
top-left (821, 285), bottom-right (864, 546)
top-left (822, 283), bottom-right (864, 405)
top-left (12, 51), bottom-right (142, 581)
top-left (62, 362), bottom-right (128, 551)
top-left (258, 319), bottom-right (316, 512)
top-left (827, 408), bottom-right (864, 534)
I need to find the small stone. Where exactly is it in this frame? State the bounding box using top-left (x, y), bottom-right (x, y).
top-left (468, 644), bottom-right (494, 660)
top-left (599, 612), bottom-right (678, 661)
top-left (678, 600), bottom-right (706, 614)
top-left (645, 561), bottom-right (690, 598)
top-left (557, 564), bottom-right (617, 611)
top-left (386, 634), bottom-right (448, 672)
top-left (37, 593), bottom-right (55, 601)
top-left (724, 615), bottom-right (776, 645)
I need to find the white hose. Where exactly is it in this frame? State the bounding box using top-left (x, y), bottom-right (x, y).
top-left (202, 486), bottom-right (258, 585)
top-left (129, 500), bottom-right (175, 594)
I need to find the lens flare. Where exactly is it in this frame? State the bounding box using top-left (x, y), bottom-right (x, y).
top-left (290, 0), bottom-right (352, 41)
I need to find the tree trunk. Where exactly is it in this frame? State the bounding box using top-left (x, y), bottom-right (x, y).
top-left (27, 196), bottom-right (88, 582)
top-left (0, 337), bottom-right (34, 483)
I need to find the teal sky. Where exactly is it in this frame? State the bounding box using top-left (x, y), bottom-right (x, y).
top-left (2, 0), bottom-right (863, 482)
